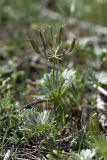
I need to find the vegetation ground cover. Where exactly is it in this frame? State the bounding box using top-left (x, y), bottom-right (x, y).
top-left (0, 0), bottom-right (107, 159)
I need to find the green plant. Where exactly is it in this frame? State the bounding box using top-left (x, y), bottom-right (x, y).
top-left (68, 149), bottom-right (96, 160)
top-left (0, 91), bottom-right (19, 152)
top-left (88, 114), bottom-right (107, 159)
top-left (30, 27), bottom-right (76, 125)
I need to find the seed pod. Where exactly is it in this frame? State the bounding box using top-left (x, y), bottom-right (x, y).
top-left (69, 37), bottom-right (77, 52)
top-left (39, 30), bottom-right (47, 49)
top-left (30, 40), bottom-right (41, 54)
top-left (58, 26), bottom-right (64, 46)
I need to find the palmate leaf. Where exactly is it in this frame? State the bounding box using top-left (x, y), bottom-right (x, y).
top-left (68, 149), bottom-right (96, 160)
top-left (89, 71), bottom-right (107, 85)
top-left (23, 110), bottom-right (51, 128)
top-left (36, 68), bottom-right (76, 100)
top-left (30, 39), bottom-right (41, 54)
top-left (61, 69), bottom-right (76, 93)
top-left (36, 110), bottom-right (51, 124)
top-left (95, 72), bottom-right (107, 84)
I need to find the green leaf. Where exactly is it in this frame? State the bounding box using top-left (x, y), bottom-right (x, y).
top-left (30, 39), bottom-right (41, 54)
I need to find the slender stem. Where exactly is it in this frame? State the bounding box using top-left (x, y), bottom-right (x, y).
top-left (52, 59), bottom-right (55, 85)
top-left (55, 95), bottom-right (65, 126)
